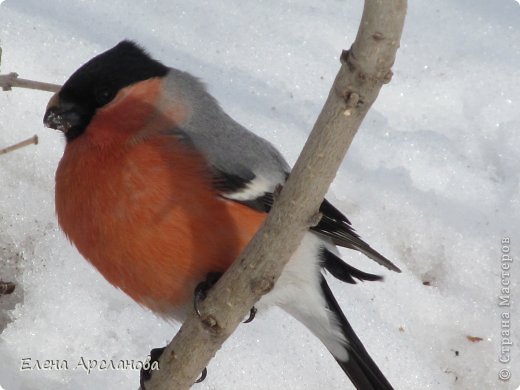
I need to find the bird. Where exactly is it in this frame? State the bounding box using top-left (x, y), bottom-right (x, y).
top-left (43, 40), bottom-right (400, 389)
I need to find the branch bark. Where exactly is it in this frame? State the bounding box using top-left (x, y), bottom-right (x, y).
top-left (145, 1), bottom-right (407, 389)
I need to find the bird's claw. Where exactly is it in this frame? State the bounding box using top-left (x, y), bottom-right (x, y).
top-left (193, 272), bottom-right (222, 317)
top-left (243, 306), bottom-right (257, 323)
top-left (195, 367), bottom-right (208, 383)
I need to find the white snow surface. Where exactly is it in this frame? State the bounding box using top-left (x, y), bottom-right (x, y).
top-left (0, 0), bottom-right (519, 389)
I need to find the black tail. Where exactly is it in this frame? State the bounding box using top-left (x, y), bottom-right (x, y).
top-left (321, 277), bottom-right (394, 390)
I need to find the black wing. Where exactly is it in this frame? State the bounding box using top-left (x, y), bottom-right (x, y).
top-left (314, 200), bottom-right (401, 272)
top-left (212, 169), bottom-right (400, 273)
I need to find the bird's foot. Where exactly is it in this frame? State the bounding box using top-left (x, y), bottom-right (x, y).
top-left (140, 346), bottom-right (208, 388)
top-left (193, 272), bottom-right (258, 323)
top-left (140, 347), bottom-right (164, 390)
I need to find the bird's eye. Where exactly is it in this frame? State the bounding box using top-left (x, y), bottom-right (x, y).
top-left (94, 87), bottom-right (115, 106)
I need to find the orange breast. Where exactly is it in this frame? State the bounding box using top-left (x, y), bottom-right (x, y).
top-left (55, 80), bottom-right (265, 314)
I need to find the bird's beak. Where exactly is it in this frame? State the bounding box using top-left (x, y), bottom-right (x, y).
top-left (43, 92), bottom-right (82, 134)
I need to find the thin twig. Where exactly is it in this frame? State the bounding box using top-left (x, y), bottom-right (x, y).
top-left (0, 73), bottom-right (60, 93)
top-left (0, 135), bottom-right (39, 155)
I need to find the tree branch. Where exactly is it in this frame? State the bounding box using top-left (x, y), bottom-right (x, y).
top-left (0, 73), bottom-right (60, 93)
top-left (145, 1), bottom-right (407, 389)
top-left (0, 135), bottom-right (39, 155)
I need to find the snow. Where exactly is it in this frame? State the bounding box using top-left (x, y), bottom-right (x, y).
top-left (0, 0), bottom-right (519, 389)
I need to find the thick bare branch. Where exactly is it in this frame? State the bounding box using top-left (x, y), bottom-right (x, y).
top-left (145, 1), bottom-right (407, 388)
top-left (0, 73), bottom-right (60, 93)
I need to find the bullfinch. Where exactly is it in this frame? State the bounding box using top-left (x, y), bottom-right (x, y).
top-left (43, 41), bottom-right (400, 389)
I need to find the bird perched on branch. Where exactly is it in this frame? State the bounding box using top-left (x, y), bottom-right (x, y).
top-left (44, 40), bottom-right (400, 389)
